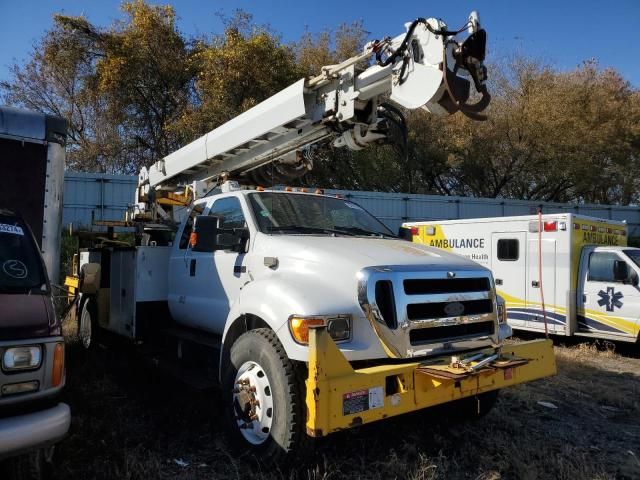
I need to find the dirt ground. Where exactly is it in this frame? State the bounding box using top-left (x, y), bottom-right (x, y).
top-left (51, 333), bottom-right (640, 480)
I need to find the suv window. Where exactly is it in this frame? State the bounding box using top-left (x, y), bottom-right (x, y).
top-left (178, 203), bottom-right (205, 249)
top-left (497, 239), bottom-right (519, 261)
top-left (208, 197), bottom-right (246, 229)
top-left (0, 214), bottom-right (47, 292)
top-left (588, 252), bottom-right (620, 282)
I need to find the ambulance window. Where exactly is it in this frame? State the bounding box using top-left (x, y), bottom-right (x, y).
top-left (497, 239), bottom-right (519, 261)
top-left (208, 197), bottom-right (246, 229)
top-left (588, 252), bottom-right (619, 282)
top-left (179, 203), bottom-right (205, 249)
top-left (625, 250), bottom-right (640, 268)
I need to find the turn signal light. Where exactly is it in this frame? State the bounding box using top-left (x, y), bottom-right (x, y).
top-left (52, 343), bottom-right (65, 388)
top-left (288, 315), bottom-right (352, 344)
top-left (288, 317), bottom-right (325, 344)
top-left (189, 232), bottom-right (198, 248)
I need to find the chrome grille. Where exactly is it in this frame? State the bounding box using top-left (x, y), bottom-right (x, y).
top-left (358, 265), bottom-right (497, 358)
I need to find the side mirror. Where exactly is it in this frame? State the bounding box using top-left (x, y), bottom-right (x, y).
top-left (191, 216), bottom-right (248, 252)
top-left (613, 260), bottom-right (630, 283)
top-left (398, 226), bottom-right (414, 242)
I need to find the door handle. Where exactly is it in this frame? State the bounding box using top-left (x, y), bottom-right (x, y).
top-left (190, 259), bottom-right (196, 277)
top-left (531, 280), bottom-right (540, 288)
top-left (583, 294), bottom-right (587, 302)
top-left (495, 278), bottom-right (503, 285)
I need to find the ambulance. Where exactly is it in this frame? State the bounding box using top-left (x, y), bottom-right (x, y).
top-left (404, 214), bottom-right (640, 343)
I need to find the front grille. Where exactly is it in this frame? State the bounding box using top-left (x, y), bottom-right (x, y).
top-left (375, 280), bottom-right (397, 329)
top-left (406, 299), bottom-right (493, 320)
top-left (409, 321), bottom-right (495, 344)
top-left (359, 266), bottom-right (497, 359)
top-left (404, 277), bottom-right (490, 295)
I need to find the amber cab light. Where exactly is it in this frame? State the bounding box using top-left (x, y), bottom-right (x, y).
top-left (288, 317), bottom-right (326, 344)
top-left (52, 343), bottom-right (65, 387)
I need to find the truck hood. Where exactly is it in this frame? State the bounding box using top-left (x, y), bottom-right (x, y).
top-left (254, 234), bottom-right (487, 273)
top-left (0, 293), bottom-right (53, 340)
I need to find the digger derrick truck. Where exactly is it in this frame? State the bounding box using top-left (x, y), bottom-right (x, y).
top-left (66, 13), bottom-right (555, 461)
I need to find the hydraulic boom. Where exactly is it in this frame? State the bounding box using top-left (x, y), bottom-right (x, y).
top-left (136, 12), bottom-right (490, 220)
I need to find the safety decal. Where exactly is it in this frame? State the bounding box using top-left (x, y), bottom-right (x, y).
top-left (2, 259), bottom-right (28, 279)
top-left (342, 386), bottom-right (385, 415)
top-left (0, 224), bottom-right (24, 236)
top-left (597, 287), bottom-right (623, 312)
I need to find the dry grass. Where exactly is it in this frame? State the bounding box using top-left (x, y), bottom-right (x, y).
top-left (52, 332), bottom-right (640, 480)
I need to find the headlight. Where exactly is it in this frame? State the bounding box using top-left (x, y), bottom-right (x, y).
top-left (288, 315), bottom-right (352, 344)
top-left (2, 346), bottom-right (42, 371)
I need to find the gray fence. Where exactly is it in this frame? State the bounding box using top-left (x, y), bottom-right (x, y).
top-left (62, 172), bottom-right (640, 240)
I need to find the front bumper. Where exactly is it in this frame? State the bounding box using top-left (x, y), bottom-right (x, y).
top-left (306, 327), bottom-right (555, 437)
top-left (0, 402), bottom-right (71, 459)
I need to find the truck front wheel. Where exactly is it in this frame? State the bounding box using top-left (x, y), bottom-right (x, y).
top-left (222, 328), bottom-right (309, 463)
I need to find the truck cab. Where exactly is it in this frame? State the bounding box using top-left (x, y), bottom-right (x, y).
top-left (169, 187), bottom-right (512, 361)
top-left (577, 245), bottom-right (640, 339)
top-left (0, 210), bottom-right (70, 477)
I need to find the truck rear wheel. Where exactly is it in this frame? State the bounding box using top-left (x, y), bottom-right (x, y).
top-left (78, 296), bottom-right (99, 349)
top-left (222, 328), bottom-right (310, 464)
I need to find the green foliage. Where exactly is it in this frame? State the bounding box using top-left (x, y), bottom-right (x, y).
top-left (59, 230), bottom-right (78, 283)
top-left (1, 2), bottom-right (638, 205)
top-left (175, 11), bottom-right (299, 143)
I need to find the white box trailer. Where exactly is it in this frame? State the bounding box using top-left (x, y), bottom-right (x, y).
top-left (404, 214), bottom-right (640, 343)
top-left (0, 106), bottom-right (67, 282)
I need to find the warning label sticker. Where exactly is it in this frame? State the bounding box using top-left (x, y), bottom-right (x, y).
top-left (0, 224), bottom-right (24, 236)
top-left (368, 386), bottom-right (384, 409)
top-left (343, 389), bottom-right (368, 415)
top-left (342, 386), bottom-right (385, 415)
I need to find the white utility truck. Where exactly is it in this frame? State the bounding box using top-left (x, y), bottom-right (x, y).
top-left (66, 13), bottom-right (556, 462)
top-left (405, 214), bottom-right (640, 343)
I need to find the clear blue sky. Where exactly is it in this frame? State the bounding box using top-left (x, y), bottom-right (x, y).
top-left (1, 0), bottom-right (639, 86)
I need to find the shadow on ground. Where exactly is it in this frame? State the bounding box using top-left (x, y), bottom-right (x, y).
top-left (52, 339), bottom-right (640, 480)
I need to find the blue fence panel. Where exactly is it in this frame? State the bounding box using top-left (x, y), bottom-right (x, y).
top-left (61, 173), bottom-right (640, 240)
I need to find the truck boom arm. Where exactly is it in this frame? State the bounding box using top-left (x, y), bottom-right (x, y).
top-left (137, 12), bottom-right (489, 215)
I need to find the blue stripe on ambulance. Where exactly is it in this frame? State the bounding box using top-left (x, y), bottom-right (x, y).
top-left (576, 315), bottom-right (626, 334)
top-left (508, 308), bottom-right (566, 326)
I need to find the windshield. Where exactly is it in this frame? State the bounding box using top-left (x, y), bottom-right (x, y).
top-left (0, 214), bottom-right (47, 293)
top-left (625, 249), bottom-right (640, 268)
top-left (248, 192), bottom-right (395, 237)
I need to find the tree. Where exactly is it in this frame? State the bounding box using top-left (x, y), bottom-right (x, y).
top-left (2, 5), bottom-right (638, 205)
top-left (410, 57), bottom-right (640, 204)
top-left (175, 11), bottom-right (300, 143)
top-left (2, 0), bottom-right (195, 173)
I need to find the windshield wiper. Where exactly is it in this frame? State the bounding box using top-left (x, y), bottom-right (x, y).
top-left (332, 226), bottom-right (395, 238)
top-left (266, 225), bottom-right (358, 236)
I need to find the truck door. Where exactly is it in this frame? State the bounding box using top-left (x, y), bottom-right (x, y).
top-left (491, 232), bottom-right (527, 329)
top-left (168, 197), bottom-right (248, 334)
top-left (577, 249), bottom-right (640, 340)
top-left (168, 203), bottom-right (205, 330)
top-left (526, 238), bottom-right (559, 332)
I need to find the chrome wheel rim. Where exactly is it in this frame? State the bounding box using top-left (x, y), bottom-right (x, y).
top-left (232, 361), bottom-right (274, 445)
top-left (79, 306), bottom-right (92, 348)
